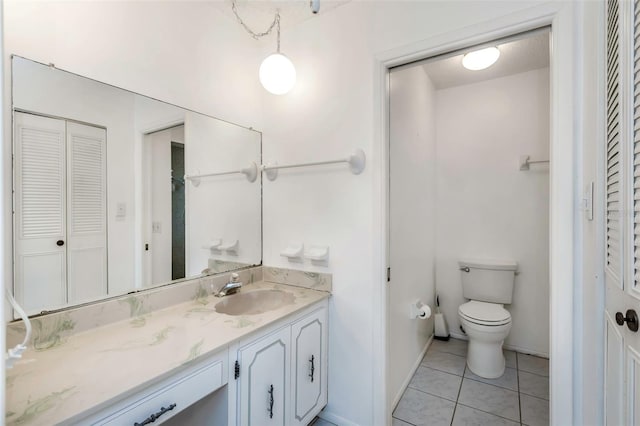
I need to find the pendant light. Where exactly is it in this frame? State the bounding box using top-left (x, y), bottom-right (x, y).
top-left (232, 2), bottom-right (296, 95)
top-left (259, 13), bottom-right (296, 95)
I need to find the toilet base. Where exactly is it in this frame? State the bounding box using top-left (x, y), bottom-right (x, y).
top-left (466, 339), bottom-right (506, 379)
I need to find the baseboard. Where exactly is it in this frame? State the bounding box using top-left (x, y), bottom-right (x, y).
top-left (391, 335), bottom-right (434, 410)
top-left (318, 410), bottom-right (361, 426)
top-left (449, 332), bottom-right (549, 359)
top-left (449, 331), bottom-right (468, 341)
top-left (502, 343), bottom-right (549, 359)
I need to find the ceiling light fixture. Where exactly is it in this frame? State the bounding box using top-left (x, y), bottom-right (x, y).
top-left (462, 47), bottom-right (500, 71)
top-left (232, 1), bottom-right (296, 95)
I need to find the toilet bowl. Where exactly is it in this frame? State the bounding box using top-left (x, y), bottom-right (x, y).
top-left (458, 300), bottom-right (511, 378)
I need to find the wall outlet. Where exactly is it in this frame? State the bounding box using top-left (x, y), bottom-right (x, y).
top-left (152, 222), bottom-right (162, 233)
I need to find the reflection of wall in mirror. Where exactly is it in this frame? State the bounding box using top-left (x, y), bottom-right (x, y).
top-left (185, 113), bottom-right (262, 276)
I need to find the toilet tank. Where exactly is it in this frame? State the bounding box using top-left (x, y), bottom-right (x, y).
top-left (459, 259), bottom-right (518, 304)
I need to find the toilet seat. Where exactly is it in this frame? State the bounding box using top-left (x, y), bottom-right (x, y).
top-left (459, 301), bottom-right (511, 326)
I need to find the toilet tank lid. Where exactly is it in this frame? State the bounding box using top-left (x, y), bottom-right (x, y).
top-left (458, 259), bottom-right (518, 271)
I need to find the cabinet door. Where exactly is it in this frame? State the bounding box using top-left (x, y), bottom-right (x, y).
top-left (291, 307), bottom-right (327, 426)
top-left (238, 326), bottom-right (290, 426)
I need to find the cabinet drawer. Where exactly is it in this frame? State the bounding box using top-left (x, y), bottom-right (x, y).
top-left (95, 360), bottom-right (223, 425)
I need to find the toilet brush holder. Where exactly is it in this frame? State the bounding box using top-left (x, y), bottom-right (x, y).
top-left (434, 313), bottom-right (450, 341)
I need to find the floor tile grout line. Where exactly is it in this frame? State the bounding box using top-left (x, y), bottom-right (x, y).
top-left (516, 352), bottom-right (523, 425)
top-left (450, 362), bottom-right (467, 425)
top-left (518, 369), bottom-right (550, 378)
top-left (455, 402), bottom-right (524, 424)
top-left (406, 384), bottom-right (459, 403)
top-left (391, 415), bottom-right (418, 426)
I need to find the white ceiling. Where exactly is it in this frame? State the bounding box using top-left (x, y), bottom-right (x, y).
top-left (209, 0), bottom-right (351, 33)
top-left (421, 30), bottom-right (550, 90)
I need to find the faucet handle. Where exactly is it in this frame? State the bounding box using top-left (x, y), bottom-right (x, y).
top-left (230, 273), bottom-right (240, 283)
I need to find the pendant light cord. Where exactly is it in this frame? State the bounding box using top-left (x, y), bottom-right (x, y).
top-left (231, 1), bottom-right (281, 52)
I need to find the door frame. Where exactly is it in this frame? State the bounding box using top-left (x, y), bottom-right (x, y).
top-left (372, 3), bottom-right (589, 425)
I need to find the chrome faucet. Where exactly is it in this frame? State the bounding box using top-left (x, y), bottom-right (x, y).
top-left (215, 273), bottom-right (242, 297)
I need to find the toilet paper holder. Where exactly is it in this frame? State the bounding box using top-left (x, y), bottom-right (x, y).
top-left (410, 300), bottom-right (431, 319)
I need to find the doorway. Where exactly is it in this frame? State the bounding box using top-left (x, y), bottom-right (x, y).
top-left (387, 28), bottom-right (551, 424)
top-left (142, 124), bottom-right (186, 287)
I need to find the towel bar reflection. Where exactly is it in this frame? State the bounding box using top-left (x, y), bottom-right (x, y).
top-left (519, 155), bottom-right (550, 171)
top-left (185, 162), bottom-right (258, 186)
top-left (262, 149), bottom-right (366, 181)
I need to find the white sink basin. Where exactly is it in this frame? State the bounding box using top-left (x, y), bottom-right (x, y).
top-left (214, 289), bottom-right (295, 316)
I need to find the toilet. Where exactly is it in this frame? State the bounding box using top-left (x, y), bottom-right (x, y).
top-left (458, 259), bottom-right (517, 379)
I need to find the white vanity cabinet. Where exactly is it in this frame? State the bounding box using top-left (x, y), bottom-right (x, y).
top-left (291, 307), bottom-right (328, 426)
top-left (237, 326), bottom-right (291, 425)
top-left (232, 301), bottom-right (328, 426)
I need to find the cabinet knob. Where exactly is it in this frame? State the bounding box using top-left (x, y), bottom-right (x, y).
top-left (615, 309), bottom-right (639, 332)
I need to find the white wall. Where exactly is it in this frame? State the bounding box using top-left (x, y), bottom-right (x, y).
top-left (260, 2), bottom-right (560, 424)
top-left (435, 69), bottom-right (550, 355)
top-left (576, 2), bottom-right (605, 424)
top-left (388, 65), bottom-right (436, 407)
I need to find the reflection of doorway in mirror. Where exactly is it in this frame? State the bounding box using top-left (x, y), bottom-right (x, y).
top-left (143, 125), bottom-right (186, 287)
top-left (14, 112), bottom-right (108, 314)
top-left (171, 142), bottom-right (186, 281)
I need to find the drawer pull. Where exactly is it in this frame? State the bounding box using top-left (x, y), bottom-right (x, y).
top-left (309, 355), bottom-right (315, 383)
top-left (268, 384), bottom-right (274, 419)
top-left (134, 403), bottom-right (177, 425)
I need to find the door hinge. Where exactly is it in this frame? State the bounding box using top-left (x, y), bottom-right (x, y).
top-left (387, 267), bottom-right (391, 282)
top-left (234, 360), bottom-right (240, 379)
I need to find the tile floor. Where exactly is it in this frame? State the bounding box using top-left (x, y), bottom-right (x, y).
top-left (393, 338), bottom-right (549, 426)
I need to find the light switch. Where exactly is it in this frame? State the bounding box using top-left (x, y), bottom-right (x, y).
top-left (116, 203), bottom-right (126, 218)
top-left (584, 182), bottom-right (594, 221)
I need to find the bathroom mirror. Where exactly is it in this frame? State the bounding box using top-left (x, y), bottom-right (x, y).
top-left (11, 56), bottom-right (262, 316)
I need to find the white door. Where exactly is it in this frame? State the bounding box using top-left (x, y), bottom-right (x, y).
top-left (14, 112), bottom-right (107, 313)
top-left (604, 1), bottom-right (640, 424)
top-left (66, 121), bottom-right (107, 304)
top-left (290, 307), bottom-right (327, 426)
top-left (238, 327), bottom-right (290, 426)
top-left (14, 112), bottom-right (67, 313)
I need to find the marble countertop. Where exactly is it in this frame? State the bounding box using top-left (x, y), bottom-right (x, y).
top-left (5, 281), bottom-right (329, 425)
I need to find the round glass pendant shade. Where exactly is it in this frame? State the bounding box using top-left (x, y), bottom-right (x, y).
top-left (259, 53), bottom-right (296, 95)
top-left (462, 47), bottom-right (500, 71)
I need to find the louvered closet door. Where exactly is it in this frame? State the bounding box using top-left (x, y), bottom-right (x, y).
top-left (14, 112), bottom-right (67, 313)
top-left (66, 121), bottom-right (107, 304)
top-left (604, 0), bottom-right (640, 424)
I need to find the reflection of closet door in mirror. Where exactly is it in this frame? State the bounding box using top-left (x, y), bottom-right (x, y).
top-left (14, 112), bottom-right (67, 313)
top-left (66, 122), bottom-right (107, 304)
top-left (14, 112), bottom-right (107, 313)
